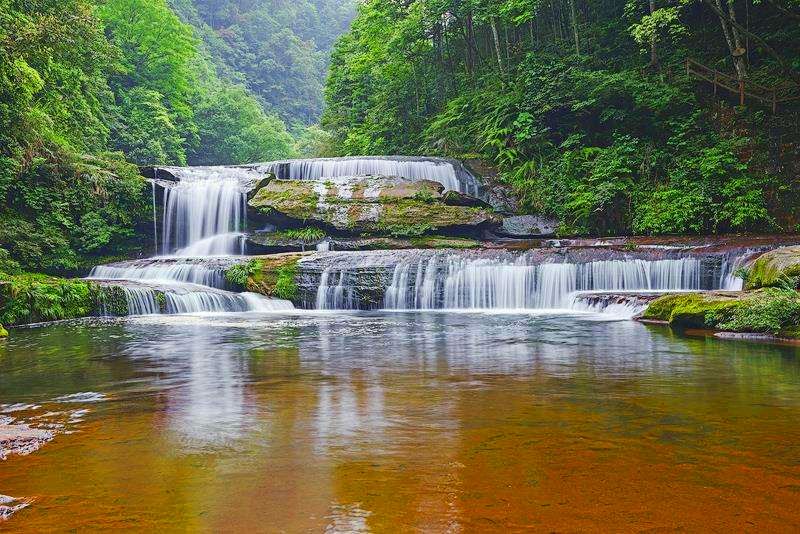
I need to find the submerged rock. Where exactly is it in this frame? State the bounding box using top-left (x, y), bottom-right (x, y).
top-left (746, 246), bottom-right (800, 289)
top-left (0, 494), bottom-right (30, 521)
top-left (0, 424), bottom-right (54, 460)
top-left (248, 176), bottom-right (495, 238)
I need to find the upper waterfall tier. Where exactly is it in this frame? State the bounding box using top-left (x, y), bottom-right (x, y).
top-left (155, 166), bottom-right (250, 256)
top-left (259, 156), bottom-right (483, 197)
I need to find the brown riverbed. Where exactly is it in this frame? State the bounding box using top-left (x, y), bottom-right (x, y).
top-left (2, 312), bottom-right (800, 531)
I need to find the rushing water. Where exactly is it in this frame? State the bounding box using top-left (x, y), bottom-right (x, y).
top-left (262, 156), bottom-right (481, 196)
top-left (158, 167), bottom-right (249, 256)
top-left (314, 253), bottom-right (745, 312)
top-left (2, 312), bottom-right (800, 531)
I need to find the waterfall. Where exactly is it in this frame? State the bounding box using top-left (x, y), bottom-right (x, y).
top-left (377, 255), bottom-right (714, 311)
top-left (89, 263), bottom-right (228, 289)
top-left (159, 167), bottom-right (248, 256)
top-left (263, 157), bottom-right (481, 196)
top-left (151, 180), bottom-right (158, 255)
top-left (315, 268), bottom-right (355, 310)
top-left (88, 165), bottom-right (295, 316)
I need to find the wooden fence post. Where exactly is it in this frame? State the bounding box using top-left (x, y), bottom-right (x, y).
top-left (739, 80), bottom-right (745, 106)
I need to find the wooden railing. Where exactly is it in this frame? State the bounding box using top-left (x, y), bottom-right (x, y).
top-left (685, 58), bottom-right (800, 112)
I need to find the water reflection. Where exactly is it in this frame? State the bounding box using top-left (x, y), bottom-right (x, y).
top-left (3, 312), bottom-right (800, 531)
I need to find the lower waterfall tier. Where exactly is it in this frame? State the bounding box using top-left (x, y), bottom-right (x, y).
top-left (299, 249), bottom-right (750, 311)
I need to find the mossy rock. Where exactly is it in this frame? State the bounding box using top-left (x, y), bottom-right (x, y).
top-left (0, 274), bottom-right (100, 326)
top-left (248, 176), bottom-right (493, 238)
top-left (746, 247), bottom-right (800, 289)
top-left (408, 236), bottom-right (481, 249)
top-left (641, 292), bottom-right (746, 329)
top-left (0, 324), bottom-right (7, 338)
top-left (238, 254), bottom-right (304, 303)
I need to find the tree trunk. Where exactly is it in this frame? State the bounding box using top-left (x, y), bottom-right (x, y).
top-left (649, 0), bottom-right (659, 68)
top-left (568, 0), bottom-right (581, 54)
top-left (711, 0), bottom-right (747, 81)
top-left (490, 18), bottom-right (505, 74)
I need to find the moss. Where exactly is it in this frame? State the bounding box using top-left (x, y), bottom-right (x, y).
top-left (95, 285), bottom-right (129, 316)
top-left (746, 247), bottom-right (800, 289)
top-left (409, 236), bottom-right (481, 249)
top-left (245, 254), bottom-right (302, 303)
top-left (642, 293), bottom-right (745, 328)
top-left (0, 273), bottom-right (100, 325)
top-left (376, 200), bottom-right (486, 237)
top-left (0, 324), bottom-right (7, 338)
top-left (271, 227), bottom-right (326, 242)
top-left (249, 181), bottom-right (319, 220)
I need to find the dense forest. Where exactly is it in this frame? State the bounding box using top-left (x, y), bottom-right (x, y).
top-left (323, 0), bottom-right (800, 236)
top-left (0, 0), bottom-right (352, 274)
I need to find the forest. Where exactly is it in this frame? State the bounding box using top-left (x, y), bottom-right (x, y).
top-left (323, 0), bottom-right (800, 236)
top-left (0, 0), bottom-right (354, 274)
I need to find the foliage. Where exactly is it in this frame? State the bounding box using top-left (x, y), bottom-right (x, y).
top-left (0, 272), bottom-right (99, 326)
top-left (225, 259), bottom-right (263, 288)
top-left (273, 227), bottom-right (327, 242)
top-left (170, 0), bottom-right (357, 125)
top-left (715, 289), bottom-right (800, 335)
top-left (324, 0), bottom-right (800, 236)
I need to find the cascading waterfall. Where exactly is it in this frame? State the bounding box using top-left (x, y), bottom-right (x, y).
top-left (159, 167), bottom-right (249, 257)
top-left (345, 254), bottom-right (743, 312)
top-left (263, 157), bottom-right (481, 197)
top-left (89, 263), bottom-right (228, 289)
top-left (88, 166), bottom-right (294, 316)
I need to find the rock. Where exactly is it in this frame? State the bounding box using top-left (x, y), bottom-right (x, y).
top-left (0, 325), bottom-right (7, 338)
top-left (0, 424), bottom-right (54, 460)
top-left (248, 176), bottom-right (494, 237)
top-left (0, 494), bottom-right (30, 521)
top-left (746, 246), bottom-right (800, 289)
top-left (640, 292), bottom-right (744, 328)
top-left (499, 215), bottom-right (559, 238)
top-left (463, 159), bottom-right (520, 214)
top-left (441, 190), bottom-right (491, 208)
top-left (247, 173), bottom-right (275, 200)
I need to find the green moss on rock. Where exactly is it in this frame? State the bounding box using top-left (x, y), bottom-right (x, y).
top-left (243, 254), bottom-right (303, 303)
top-left (746, 247), bottom-right (800, 289)
top-left (249, 177), bottom-right (493, 237)
top-left (641, 292), bottom-right (745, 328)
top-left (0, 324), bottom-right (7, 338)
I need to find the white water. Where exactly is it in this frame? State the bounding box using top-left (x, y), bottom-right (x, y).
top-left (263, 157), bottom-right (480, 196)
top-left (312, 254), bottom-right (745, 312)
top-left (89, 167), bottom-right (293, 316)
top-left (160, 168), bottom-right (248, 256)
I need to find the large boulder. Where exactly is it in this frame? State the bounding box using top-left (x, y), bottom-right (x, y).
top-left (498, 215), bottom-right (559, 238)
top-left (248, 176), bottom-right (495, 237)
top-left (746, 246), bottom-right (800, 289)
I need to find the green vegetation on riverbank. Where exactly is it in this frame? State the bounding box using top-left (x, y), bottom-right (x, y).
top-left (642, 288), bottom-right (800, 338)
top-left (324, 0), bottom-right (800, 236)
top-left (0, 273), bottom-right (98, 326)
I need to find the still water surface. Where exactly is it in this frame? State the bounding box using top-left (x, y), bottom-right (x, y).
top-left (2, 311), bottom-right (800, 531)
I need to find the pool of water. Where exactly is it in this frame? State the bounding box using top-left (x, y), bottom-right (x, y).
top-left (2, 311), bottom-right (800, 531)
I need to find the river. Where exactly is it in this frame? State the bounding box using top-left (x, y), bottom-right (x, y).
top-left (2, 311), bottom-right (800, 531)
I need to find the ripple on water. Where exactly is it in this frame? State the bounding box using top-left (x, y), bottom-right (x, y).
top-left (53, 392), bottom-right (107, 403)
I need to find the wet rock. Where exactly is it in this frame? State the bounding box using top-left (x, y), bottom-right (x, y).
top-left (499, 215), bottom-right (559, 238)
top-left (248, 176), bottom-right (495, 238)
top-left (746, 246), bottom-right (800, 289)
top-left (0, 424), bottom-right (54, 460)
top-left (0, 494), bottom-right (30, 521)
top-left (463, 159), bottom-right (520, 214)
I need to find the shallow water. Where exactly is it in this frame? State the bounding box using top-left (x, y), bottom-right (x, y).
top-left (2, 311), bottom-right (800, 531)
